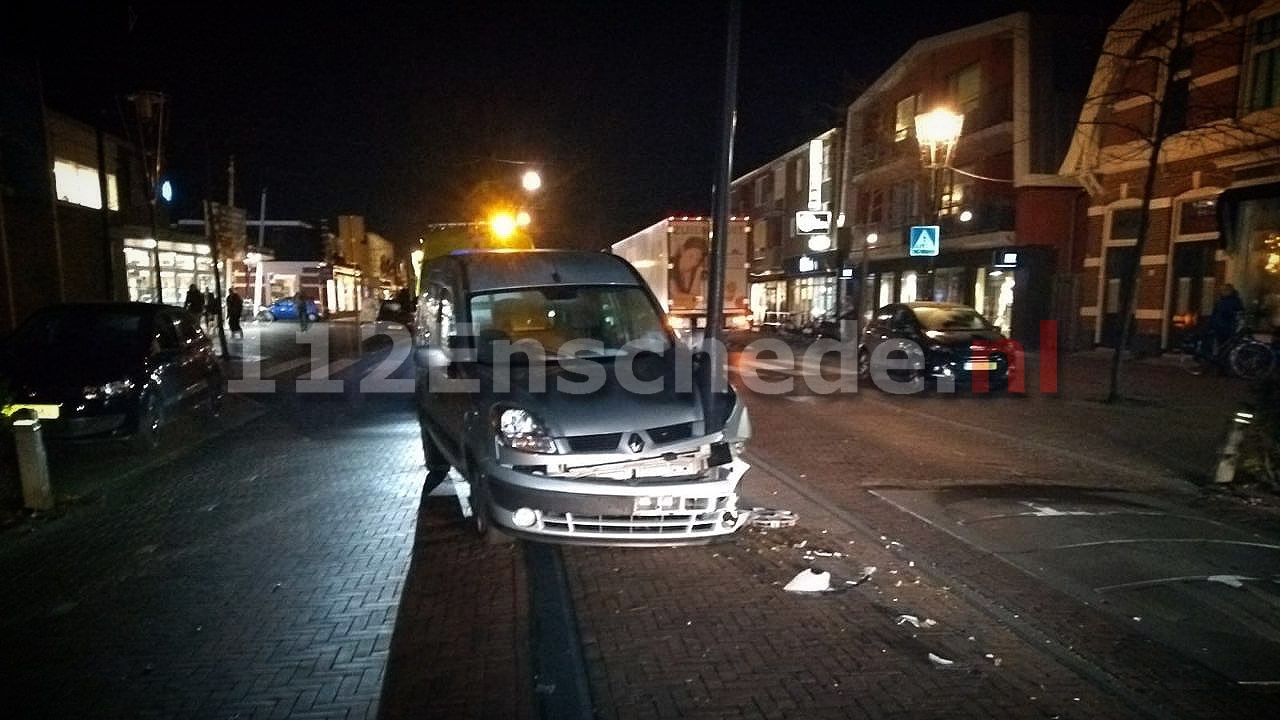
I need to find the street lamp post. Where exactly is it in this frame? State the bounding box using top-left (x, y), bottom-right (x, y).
top-left (914, 108), bottom-right (963, 301)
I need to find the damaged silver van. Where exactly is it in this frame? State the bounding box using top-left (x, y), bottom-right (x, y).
top-left (412, 249), bottom-right (751, 545)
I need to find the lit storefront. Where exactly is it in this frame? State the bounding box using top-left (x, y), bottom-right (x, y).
top-left (122, 237), bottom-right (217, 305)
top-left (1220, 186), bottom-right (1280, 332)
top-left (784, 252), bottom-right (838, 323)
top-left (855, 245), bottom-right (1052, 342)
top-left (245, 260), bottom-right (363, 317)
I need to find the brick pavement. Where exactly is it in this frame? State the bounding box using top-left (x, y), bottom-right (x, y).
top-left (713, 352), bottom-right (1278, 719)
top-left (4, 340), bottom-right (1277, 719)
top-left (0, 394), bottom-right (423, 719)
top-left (377, 484), bottom-right (533, 720)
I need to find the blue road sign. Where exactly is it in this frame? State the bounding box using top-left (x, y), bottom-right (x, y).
top-left (909, 225), bottom-right (940, 257)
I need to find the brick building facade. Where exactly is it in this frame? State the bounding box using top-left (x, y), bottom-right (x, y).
top-left (1061, 0), bottom-right (1280, 352)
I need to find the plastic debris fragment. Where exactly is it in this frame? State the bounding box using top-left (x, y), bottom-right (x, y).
top-left (784, 568), bottom-right (832, 593)
top-left (750, 508), bottom-right (798, 529)
top-left (896, 614), bottom-right (922, 628)
top-left (928, 653), bottom-right (955, 668)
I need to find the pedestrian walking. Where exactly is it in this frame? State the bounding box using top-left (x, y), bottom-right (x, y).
top-left (294, 289), bottom-right (311, 331)
top-left (226, 289), bottom-right (244, 338)
top-left (1209, 283), bottom-right (1245, 349)
top-left (184, 283), bottom-right (205, 318)
top-left (203, 289), bottom-right (220, 330)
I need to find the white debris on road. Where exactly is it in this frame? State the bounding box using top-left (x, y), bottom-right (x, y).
top-left (784, 568), bottom-right (832, 593)
top-left (928, 653), bottom-right (956, 668)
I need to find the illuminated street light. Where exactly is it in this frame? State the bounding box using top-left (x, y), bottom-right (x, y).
top-left (489, 211), bottom-right (518, 240)
top-left (516, 210), bottom-right (532, 227)
top-left (914, 107), bottom-right (964, 300)
top-left (521, 169), bottom-right (542, 193)
top-left (915, 108), bottom-right (964, 169)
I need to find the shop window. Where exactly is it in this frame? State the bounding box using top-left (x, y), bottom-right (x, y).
top-left (934, 267), bottom-right (965, 303)
top-left (1245, 13), bottom-right (1280, 113)
top-left (894, 94), bottom-right (918, 142)
top-left (878, 272), bottom-right (896, 308)
top-left (948, 63), bottom-right (981, 116)
top-left (861, 276), bottom-right (876, 320)
top-left (900, 271), bottom-right (918, 303)
top-left (53, 158), bottom-right (119, 211)
top-left (983, 269), bottom-right (1015, 332)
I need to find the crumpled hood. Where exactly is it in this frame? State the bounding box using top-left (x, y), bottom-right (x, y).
top-left (478, 355), bottom-right (705, 437)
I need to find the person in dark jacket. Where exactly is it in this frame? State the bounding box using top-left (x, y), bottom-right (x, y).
top-left (294, 289), bottom-right (311, 331)
top-left (203, 289), bottom-right (219, 329)
top-left (184, 284), bottom-right (205, 318)
top-left (1209, 283), bottom-right (1245, 348)
top-left (226, 289), bottom-right (244, 338)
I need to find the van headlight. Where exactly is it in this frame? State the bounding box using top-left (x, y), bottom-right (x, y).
top-left (493, 407), bottom-right (558, 454)
top-left (83, 379), bottom-right (135, 400)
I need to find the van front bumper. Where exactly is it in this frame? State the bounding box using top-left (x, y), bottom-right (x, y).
top-left (479, 442), bottom-right (751, 546)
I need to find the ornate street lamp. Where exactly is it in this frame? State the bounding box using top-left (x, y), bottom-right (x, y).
top-left (914, 107), bottom-right (964, 300)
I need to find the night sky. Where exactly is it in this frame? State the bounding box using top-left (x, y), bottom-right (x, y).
top-left (24, 1), bottom-right (1130, 256)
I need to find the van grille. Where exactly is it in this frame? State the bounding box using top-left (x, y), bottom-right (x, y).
top-left (566, 432), bottom-right (622, 453)
top-left (647, 422), bottom-right (693, 444)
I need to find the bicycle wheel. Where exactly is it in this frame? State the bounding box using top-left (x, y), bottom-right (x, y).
top-left (1229, 340), bottom-right (1275, 380)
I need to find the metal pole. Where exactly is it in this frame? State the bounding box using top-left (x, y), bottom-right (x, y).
top-left (148, 199), bottom-right (162, 303)
top-left (205, 200), bottom-right (230, 358)
top-left (0, 143), bottom-right (16, 330)
top-left (96, 119), bottom-right (115, 300)
top-left (704, 0), bottom-right (740, 432)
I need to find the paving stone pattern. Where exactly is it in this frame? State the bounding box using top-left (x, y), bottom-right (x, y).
top-left (0, 399), bottom-right (423, 719)
top-left (378, 492), bottom-right (533, 720)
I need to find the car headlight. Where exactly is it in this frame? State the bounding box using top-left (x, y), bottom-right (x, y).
top-left (493, 407), bottom-right (558, 454)
top-left (83, 379), bottom-right (135, 400)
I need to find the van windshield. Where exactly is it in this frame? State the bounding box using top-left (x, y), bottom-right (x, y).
top-left (469, 286), bottom-right (671, 360)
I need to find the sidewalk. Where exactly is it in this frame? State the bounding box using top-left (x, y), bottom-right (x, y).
top-left (0, 394), bottom-right (268, 534)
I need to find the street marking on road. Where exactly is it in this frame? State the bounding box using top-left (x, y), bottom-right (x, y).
top-left (261, 357), bottom-right (312, 378)
top-left (311, 358), bottom-right (358, 378)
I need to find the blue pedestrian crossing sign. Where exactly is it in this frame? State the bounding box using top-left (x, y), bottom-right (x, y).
top-left (909, 225), bottom-right (940, 257)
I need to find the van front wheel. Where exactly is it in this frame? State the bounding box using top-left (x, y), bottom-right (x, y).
top-left (468, 470), bottom-right (513, 545)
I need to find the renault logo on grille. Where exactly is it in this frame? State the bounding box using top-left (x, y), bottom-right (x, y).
top-left (627, 433), bottom-right (645, 453)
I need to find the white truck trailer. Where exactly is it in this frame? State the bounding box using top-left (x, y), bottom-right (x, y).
top-left (611, 216), bottom-right (751, 337)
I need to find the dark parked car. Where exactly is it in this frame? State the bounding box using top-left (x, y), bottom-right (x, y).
top-left (0, 302), bottom-right (226, 449)
top-left (857, 301), bottom-right (1013, 390)
top-left (257, 296), bottom-right (323, 322)
top-left (375, 298), bottom-right (414, 329)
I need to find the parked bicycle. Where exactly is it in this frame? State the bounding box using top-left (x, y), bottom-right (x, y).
top-left (1178, 324), bottom-right (1277, 380)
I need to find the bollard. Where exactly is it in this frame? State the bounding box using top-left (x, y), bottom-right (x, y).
top-left (11, 410), bottom-right (53, 510)
top-left (1213, 410), bottom-right (1254, 484)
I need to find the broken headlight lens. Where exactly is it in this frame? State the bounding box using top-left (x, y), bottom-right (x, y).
top-left (494, 407), bottom-right (558, 454)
